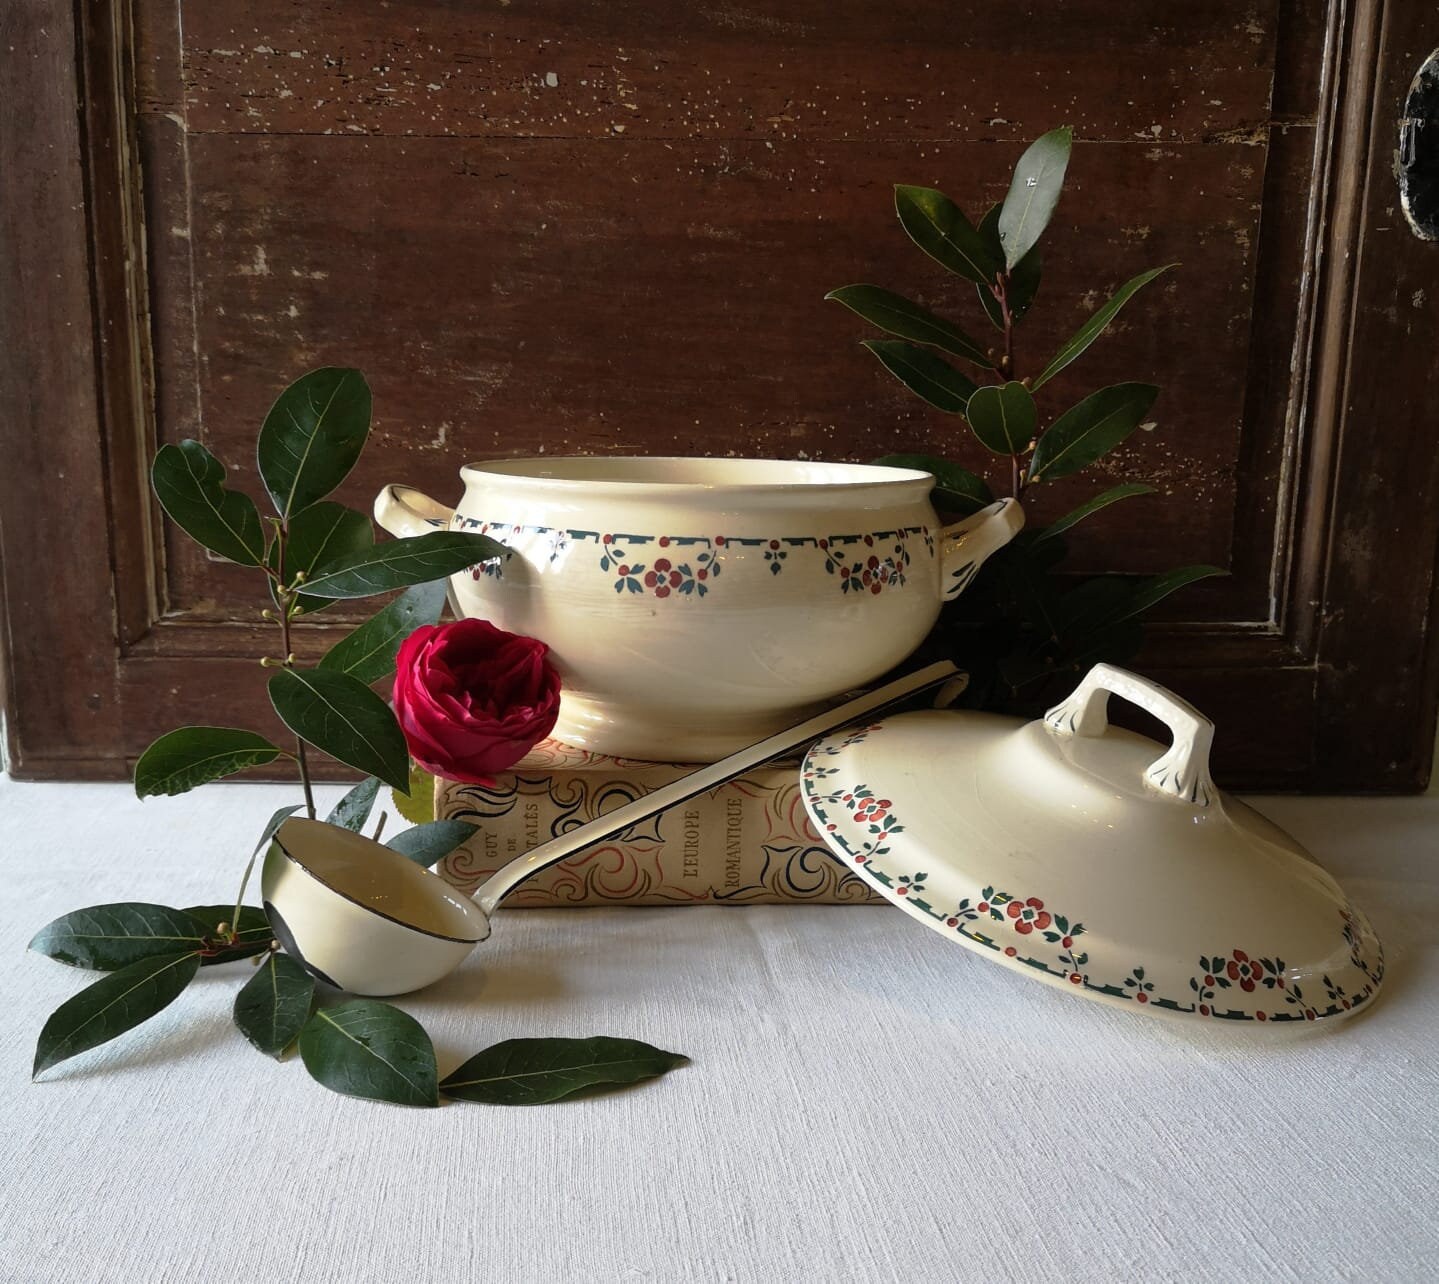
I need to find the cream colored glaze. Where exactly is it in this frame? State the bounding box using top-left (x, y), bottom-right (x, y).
top-left (800, 666), bottom-right (1385, 1027)
top-left (276, 820), bottom-right (485, 941)
top-left (261, 664), bottom-right (962, 996)
top-left (375, 458), bottom-right (1022, 761)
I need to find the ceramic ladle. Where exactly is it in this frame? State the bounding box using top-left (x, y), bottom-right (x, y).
top-left (260, 660), bottom-right (960, 995)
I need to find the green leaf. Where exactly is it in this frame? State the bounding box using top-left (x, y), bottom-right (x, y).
top-left (271, 501), bottom-right (374, 614)
top-left (326, 776), bottom-right (382, 831)
top-left (998, 127), bottom-right (1072, 270)
top-left (825, 285), bottom-right (990, 366)
top-left (269, 668), bottom-right (411, 791)
top-left (29, 904), bottom-right (210, 971)
top-left (298, 1000), bottom-right (438, 1107)
top-left (1028, 383), bottom-right (1159, 483)
top-left (1067, 618), bottom-right (1145, 671)
top-left (1032, 265), bottom-right (1175, 390)
top-left (182, 905), bottom-right (274, 966)
top-left (439, 1036), bottom-right (689, 1105)
top-left (151, 440), bottom-right (266, 566)
top-left (392, 764), bottom-right (437, 824)
top-left (964, 381), bottom-right (1037, 455)
top-left (976, 204), bottom-right (1041, 328)
top-left (1035, 483), bottom-right (1156, 542)
top-left (996, 652), bottom-right (1056, 693)
top-left (993, 545), bottom-right (1061, 638)
top-left (234, 953), bottom-right (316, 1057)
top-left (387, 820), bottom-right (479, 867)
top-left (862, 340), bottom-right (977, 414)
top-left (297, 532), bottom-right (509, 600)
top-left (253, 805), bottom-right (305, 854)
top-left (894, 185), bottom-right (1000, 284)
top-left (256, 367), bottom-right (372, 519)
top-left (1057, 576), bottom-right (1136, 637)
top-left (1108, 565), bottom-right (1226, 624)
top-left (872, 453), bottom-right (993, 516)
top-left (33, 951), bottom-right (201, 1078)
top-left (318, 580), bottom-right (449, 685)
top-left (227, 806), bottom-right (305, 941)
top-left (134, 726), bottom-right (283, 798)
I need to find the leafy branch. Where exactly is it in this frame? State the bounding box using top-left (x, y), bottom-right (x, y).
top-left (31, 367), bottom-right (688, 1105)
top-left (828, 127), bottom-right (1224, 709)
top-left (136, 367), bottom-right (507, 820)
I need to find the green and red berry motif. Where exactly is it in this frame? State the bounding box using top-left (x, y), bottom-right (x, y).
top-left (452, 516), bottom-right (929, 598)
top-left (808, 724), bottom-right (882, 756)
top-left (820, 536), bottom-right (913, 596)
top-left (1123, 967), bottom-right (1156, 1004)
top-left (807, 782), bottom-right (904, 864)
top-left (805, 771), bottom-right (1385, 1023)
top-left (599, 535), bottom-right (721, 598)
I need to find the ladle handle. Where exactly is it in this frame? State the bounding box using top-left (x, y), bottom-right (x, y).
top-left (472, 660), bottom-right (962, 914)
top-left (1043, 662), bottom-right (1216, 806)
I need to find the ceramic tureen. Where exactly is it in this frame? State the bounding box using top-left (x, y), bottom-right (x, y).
top-left (376, 458), bottom-right (1022, 762)
top-left (801, 663), bottom-right (1385, 1026)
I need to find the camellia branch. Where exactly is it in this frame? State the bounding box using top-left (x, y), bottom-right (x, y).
top-left (270, 523), bottom-right (317, 820)
top-left (992, 271), bottom-right (1027, 500)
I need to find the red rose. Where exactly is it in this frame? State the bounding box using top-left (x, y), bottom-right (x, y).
top-left (392, 619), bottom-right (561, 783)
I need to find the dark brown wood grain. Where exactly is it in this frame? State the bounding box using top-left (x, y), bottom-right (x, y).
top-left (147, 1), bottom-right (1282, 141)
top-left (2, 0), bottom-right (1436, 791)
top-left (162, 132), bottom-right (1259, 611)
top-left (1308, 0), bottom-right (1439, 790)
top-left (0, 0), bottom-right (124, 774)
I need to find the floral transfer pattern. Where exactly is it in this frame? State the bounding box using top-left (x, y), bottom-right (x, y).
top-left (803, 750), bottom-right (1385, 1023)
top-left (452, 515), bottom-right (930, 598)
top-left (598, 535), bottom-right (721, 598)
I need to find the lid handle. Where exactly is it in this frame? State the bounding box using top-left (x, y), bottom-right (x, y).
top-left (1043, 663), bottom-right (1216, 807)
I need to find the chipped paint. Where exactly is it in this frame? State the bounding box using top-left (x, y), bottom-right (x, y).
top-left (237, 246), bottom-right (269, 276)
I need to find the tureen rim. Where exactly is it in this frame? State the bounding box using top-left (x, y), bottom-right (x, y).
top-left (459, 455), bottom-right (937, 495)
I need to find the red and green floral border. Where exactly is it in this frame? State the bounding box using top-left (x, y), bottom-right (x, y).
top-left (452, 516), bottom-right (933, 598)
top-left (802, 728), bottom-right (1385, 1023)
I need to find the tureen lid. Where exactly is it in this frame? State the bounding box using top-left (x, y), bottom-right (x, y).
top-left (801, 663), bottom-right (1384, 1026)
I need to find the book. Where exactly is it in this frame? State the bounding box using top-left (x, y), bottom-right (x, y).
top-left (433, 763), bottom-right (882, 907)
top-left (507, 736), bottom-right (799, 776)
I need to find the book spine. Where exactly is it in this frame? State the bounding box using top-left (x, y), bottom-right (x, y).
top-left (434, 768), bottom-right (881, 907)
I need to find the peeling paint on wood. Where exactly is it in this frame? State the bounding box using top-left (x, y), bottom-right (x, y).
top-left (8, 0), bottom-right (1437, 789)
top-left (139, 1), bottom-right (1286, 141)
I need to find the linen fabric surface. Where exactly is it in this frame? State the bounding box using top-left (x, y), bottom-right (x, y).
top-left (2, 777), bottom-right (1436, 1284)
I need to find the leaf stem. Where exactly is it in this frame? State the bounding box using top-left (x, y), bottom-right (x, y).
top-left (272, 524), bottom-right (317, 819)
top-left (231, 851), bottom-right (259, 942)
top-left (994, 272), bottom-right (1028, 500)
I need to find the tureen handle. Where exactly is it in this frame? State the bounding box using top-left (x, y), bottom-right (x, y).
top-left (1043, 663), bottom-right (1216, 807)
top-left (373, 484), bottom-right (455, 539)
top-left (937, 498), bottom-right (1025, 600)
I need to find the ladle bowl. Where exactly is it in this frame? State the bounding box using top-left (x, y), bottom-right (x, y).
top-left (261, 661), bottom-right (960, 995)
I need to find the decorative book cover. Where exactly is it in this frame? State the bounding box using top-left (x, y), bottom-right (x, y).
top-left (434, 766), bottom-right (882, 907)
top-left (508, 737), bottom-right (799, 775)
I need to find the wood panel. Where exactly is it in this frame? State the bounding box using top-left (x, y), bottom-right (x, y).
top-left (154, 134), bottom-right (1261, 614)
top-left (2, 0), bottom-right (1437, 792)
top-left (147, 1), bottom-right (1281, 141)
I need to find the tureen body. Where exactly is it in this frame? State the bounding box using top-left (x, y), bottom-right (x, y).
top-left (377, 457), bottom-right (1021, 761)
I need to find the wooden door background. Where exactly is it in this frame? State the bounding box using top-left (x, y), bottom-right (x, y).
top-left (2, 1), bottom-right (1437, 789)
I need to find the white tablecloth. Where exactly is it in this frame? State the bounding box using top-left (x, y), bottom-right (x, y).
top-left (3, 776), bottom-right (1436, 1283)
